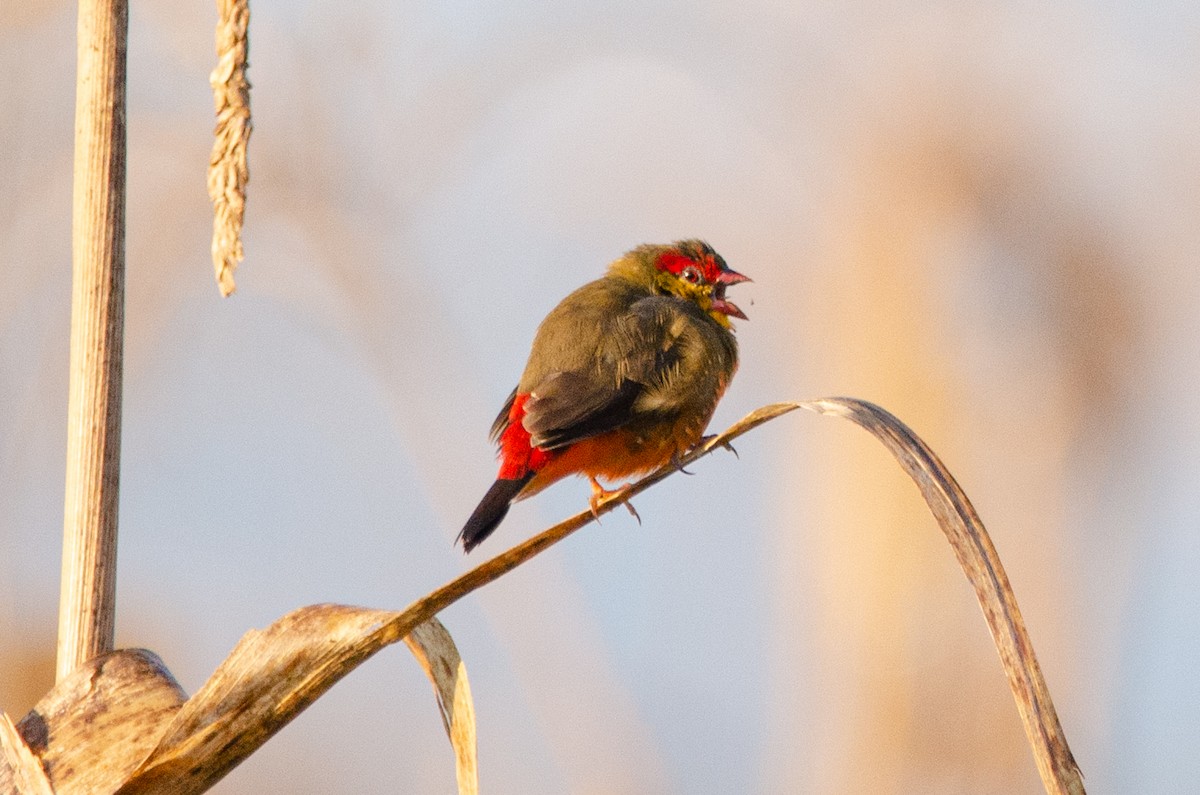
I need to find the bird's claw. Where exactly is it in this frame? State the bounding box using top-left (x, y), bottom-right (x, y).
top-left (696, 434), bottom-right (739, 458)
top-left (696, 437), bottom-right (739, 461)
top-left (670, 452), bottom-right (694, 475)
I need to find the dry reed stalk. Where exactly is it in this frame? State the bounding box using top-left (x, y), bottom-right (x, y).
top-left (56, 0), bottom-right (128, 684)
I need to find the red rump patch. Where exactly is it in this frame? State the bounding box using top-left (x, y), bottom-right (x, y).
top-left (656, 250), bottom-right (721, 284)
top-left (498, 393), bottom-right (552, 479)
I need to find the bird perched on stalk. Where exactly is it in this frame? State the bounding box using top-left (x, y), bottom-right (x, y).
top-left (458, 240), bottom-right (750, 553)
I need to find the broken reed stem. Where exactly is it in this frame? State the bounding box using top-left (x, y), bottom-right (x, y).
top-left (69, 402), bottom-right (1079, 795)
top-left (208, 0), bottom-right (251, 297)
top-left (57, 0), bottom-right (128, 683)
top-left (423, 400), bottom-right (1083, 793)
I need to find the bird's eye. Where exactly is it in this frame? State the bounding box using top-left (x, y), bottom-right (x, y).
top-left (681, 265), bottom-right (703, 284)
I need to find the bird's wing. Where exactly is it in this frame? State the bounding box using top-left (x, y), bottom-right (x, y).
top-left (521, 296), bottom-right (690, 451)
top-left (488, 388), bottom-right (518, 443)
top-left (521, 373), bottom-right (644, 450)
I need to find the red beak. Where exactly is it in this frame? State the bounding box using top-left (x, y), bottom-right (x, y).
top-left (713, 268), bottom-right (751, 319)
top-left (717, 269), bottom-right (751, 286)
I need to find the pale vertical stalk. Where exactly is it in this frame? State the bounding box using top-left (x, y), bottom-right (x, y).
top-left (57, 0), bottom-right (128, 683)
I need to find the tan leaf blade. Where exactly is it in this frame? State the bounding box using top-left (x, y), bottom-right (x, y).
top-left (10, 649), bottom-right (185, 795)
top-left (799, 397), bottom-right (1085, 794)
top-left (404, 618), bottom-right (478, 795)
top-left (114, 606), bottom-right (471, 794)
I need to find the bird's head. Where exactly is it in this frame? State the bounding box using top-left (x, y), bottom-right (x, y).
top-left (612, 240), bottom-right (751, 329)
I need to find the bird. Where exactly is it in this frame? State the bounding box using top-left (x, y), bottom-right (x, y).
top-left (457, 240), bottom-right (749, 553)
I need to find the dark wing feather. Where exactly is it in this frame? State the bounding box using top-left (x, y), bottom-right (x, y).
top-left (520, 296), bottom-right (687, 451)
top-left (523, 374), bottom-right (643, 450)
top-left (489, 388), bottom-right (518, 442)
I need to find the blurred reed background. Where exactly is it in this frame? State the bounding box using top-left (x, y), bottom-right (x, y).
top-left (2, 2), bottom-right (1196, 792)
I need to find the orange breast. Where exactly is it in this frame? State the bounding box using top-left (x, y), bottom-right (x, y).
top-left (521, 414), bottom-right (706, 498)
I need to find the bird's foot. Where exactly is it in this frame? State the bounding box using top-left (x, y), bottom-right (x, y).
top-left (588, 477), bottom-right (641, 524)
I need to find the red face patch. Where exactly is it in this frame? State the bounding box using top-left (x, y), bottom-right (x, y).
top-left (656, 250), bottom-right (722, 284)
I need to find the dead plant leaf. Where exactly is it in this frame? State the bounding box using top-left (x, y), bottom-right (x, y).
top-left (405, 619), bottom-right (478, 795)
top-left (11, 649), bottom-right (185, 795)
top-left (798, 397), bottom-right (1085, 794)
top-left (116, 607), bottom-right (479, 794)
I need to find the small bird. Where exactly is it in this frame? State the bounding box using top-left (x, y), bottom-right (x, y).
top-left (458, 240), bottom-right (749, 553)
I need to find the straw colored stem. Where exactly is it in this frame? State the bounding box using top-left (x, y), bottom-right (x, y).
top-left (57, 0), bottom-right (128, 683)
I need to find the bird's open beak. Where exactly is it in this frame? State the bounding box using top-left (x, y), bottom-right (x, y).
top-left (713, 269), bottom-right (751, 319)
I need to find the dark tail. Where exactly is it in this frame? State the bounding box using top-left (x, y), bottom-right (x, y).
top-left (458, 473), bottom-right (534, 553)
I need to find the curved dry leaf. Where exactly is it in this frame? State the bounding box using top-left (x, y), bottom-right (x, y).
top-left (112, 609), bottom-right (475, 795)
top-left (404, 619), bottom-right (478, 795)
top-left (798, 397), bottom-right (1085, 795)
top-left (114, 607), bottom-right (408, 793)
top-left (384, 397), bottom-right (1083, 792)
top-left (11, 649), bottom-right (185, 795)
